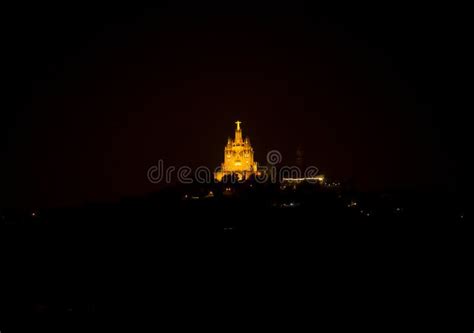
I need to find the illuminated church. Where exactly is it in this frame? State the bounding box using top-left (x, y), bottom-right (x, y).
top-left (215, 121), bottom-right (258, 181)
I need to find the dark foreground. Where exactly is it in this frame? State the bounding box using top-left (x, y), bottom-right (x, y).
top-left (1, 185), bottom-right (472, 331)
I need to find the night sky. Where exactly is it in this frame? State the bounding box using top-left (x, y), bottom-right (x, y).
top-left (1, 2), bottom-right (469, 208)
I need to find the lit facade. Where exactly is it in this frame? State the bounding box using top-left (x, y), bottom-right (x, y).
top-left (215, 121), bottom-right (258, 181)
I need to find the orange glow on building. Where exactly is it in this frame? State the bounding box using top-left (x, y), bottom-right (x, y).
top-left (215, 121), bottom-right (258, 181)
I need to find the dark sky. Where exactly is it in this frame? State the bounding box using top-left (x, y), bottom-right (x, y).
top-left (1, 2), bottom-right (469, 208)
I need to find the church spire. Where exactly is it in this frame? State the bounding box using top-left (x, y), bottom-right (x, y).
top-left (234, 120), bottom-right (243, 143)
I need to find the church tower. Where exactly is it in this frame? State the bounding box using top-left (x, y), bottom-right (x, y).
top-left (215, 121), bottom-right (258, 181)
